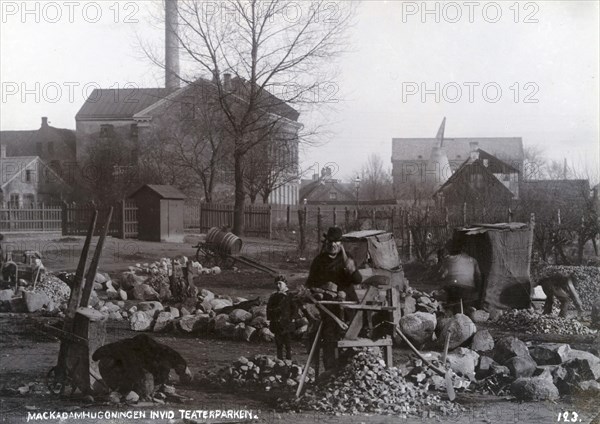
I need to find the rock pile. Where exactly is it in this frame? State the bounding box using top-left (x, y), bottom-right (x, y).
top-left (493, 309), bottom-right (596, 335)
top-left (534, 266), bottom-right (600, 311)
top-left (200, 355), bottom-right (313, 393)
top-left (0, 274), bottom-right (71, 313)
top-left (401, 288), bottom-right (444, 315)
top-left (288, 349), bottom-right (465, 418)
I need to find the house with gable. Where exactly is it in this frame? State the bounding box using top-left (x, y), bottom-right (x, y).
top-left (0, 146), bottom-right (70, 206)
top-left (433, 148), bottom-right (521, 211)
top-left (392, 118), bottom-right (524, 202)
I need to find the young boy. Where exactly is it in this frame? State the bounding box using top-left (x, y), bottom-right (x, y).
top-left (267, 275), bottom-right (295, 360)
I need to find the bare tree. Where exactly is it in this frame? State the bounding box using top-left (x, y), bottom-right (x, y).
top-left (523, 144), bottom-right (548, 180)
top-left (357, 153), bottom-right (394, 201)
top-left (145, 0), bottom-right (355, 235)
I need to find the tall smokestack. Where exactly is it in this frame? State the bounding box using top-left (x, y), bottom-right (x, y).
top-left (165, 0), bottom-right (180, 91)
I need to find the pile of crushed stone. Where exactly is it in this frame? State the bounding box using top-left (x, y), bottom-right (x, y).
top-left (34, 274), bottom-right (70, 306)
top-left (494, 309), bottom-right (596, 335)
top-left (283, 349), bottom-right (465, 418)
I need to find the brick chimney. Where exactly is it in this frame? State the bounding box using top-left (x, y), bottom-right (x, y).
top-left (165, 0), bottom-right (180, 91)
top-left (41, 117), bottom-right (48, 127)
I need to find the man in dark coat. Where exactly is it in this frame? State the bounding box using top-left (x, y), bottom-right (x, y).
top-left (267, 275), bottom-right (295, 360)
top-left (305, 227), bottom-right (362, 370)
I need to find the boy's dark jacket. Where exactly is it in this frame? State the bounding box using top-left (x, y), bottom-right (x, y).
top-left (267, 291), bottom-right (295, 334)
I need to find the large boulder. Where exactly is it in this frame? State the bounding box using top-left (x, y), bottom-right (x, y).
top-left (399, 312), bottom-right (437, 347)
top-left (470, 330), bottom-right (494, 352)
top-left (250, 316), bottom-right (269, 328)
top-left (476, 356), bottom-right (499, 379)
top-left (0, 289), bottom-right (14, 302)
top-left (210, 298), bottom-right (233, 311)
top-left (129, 311), bottom-right (154, 331)
top-left (493, 336), bottom-right (530, 365)
top-left (529, 344), bottom-right (571, 366)
top-left (257, 327), bottom-right (275, 342)
top-left (23, 291), bottom-right (50, 313)
top-left (242, 325), bottom-right (256, 342)
top-left (132, 284), bottom-right (159, 301)
top-left (217, 322), bottom-right (236, 339)
top-left (436, 314), bottom-right (476, 350)
top-left (506, 355), bottom-right (537, 378)
top-left (229, 309), bottom-right (253, 324)
top-left (153, 312), bottom-right (173, 332)
top-left (179, 314), bottom-right (211, 333)
top-left (200, 289), bottom-right (215, 302)
top-left (120, 272), bottom-right (146, 290)
top-left (137, 301), bottom-right (164, 319)
top-left (446, 347), bottom-right (479, 380)
top-left (469, 310), bottom-right (490, 323)
top-left (565, 350), bottom-right (600, 380)
top-left (250, 305), bottom-right (267, 318)
top-left (511, 372), bottom-right (559, 401)
top-left (403, 296), bottom-right (417, 315)
top-left (213, 314), bottom-right (231, 332)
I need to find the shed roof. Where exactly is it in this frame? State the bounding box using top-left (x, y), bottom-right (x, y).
top-left (129, 184), bottom-right (186, 200)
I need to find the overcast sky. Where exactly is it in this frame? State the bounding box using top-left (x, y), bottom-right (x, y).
top-left (1, 1), bottom-right (598, 181)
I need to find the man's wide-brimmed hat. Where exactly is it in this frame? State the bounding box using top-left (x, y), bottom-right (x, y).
top-left (323, 226), bottom-right (343, 242)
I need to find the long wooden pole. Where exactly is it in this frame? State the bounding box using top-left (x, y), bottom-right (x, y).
top-left (296, 322), bottom-right (323, 398)
top-left (80, 207), bottom-right (113, 307)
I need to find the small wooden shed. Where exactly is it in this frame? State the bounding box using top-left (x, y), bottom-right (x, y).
top-left (129, 185), bottom-right (186, 242)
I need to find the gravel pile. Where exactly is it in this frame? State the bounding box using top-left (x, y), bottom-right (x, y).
top-left (287, 349), bottom-right (464, 418)
top-left (493, 309), bottom-right (596, 335)
top-left (34, 274), bottom-right (71, 306)
top-left (199, 355), bottom-right (313, 393)
top-left (533, 266), bottom-right (600, 311)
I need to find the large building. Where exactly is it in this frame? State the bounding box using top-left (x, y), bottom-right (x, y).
top-left (391, 119), bottom-right (524, 201)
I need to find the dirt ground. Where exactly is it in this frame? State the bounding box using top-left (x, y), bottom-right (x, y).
top-left (1, 234), bottom-right (599, 424)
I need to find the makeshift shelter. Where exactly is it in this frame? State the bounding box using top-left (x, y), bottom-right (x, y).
top-left (341, 230), bottom-right (405, 325)
top-left (129, 185), bottom-right (186, 243)
top-left (453, 222), bottom-right (534, 311)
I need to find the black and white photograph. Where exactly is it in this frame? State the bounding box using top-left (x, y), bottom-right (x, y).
top-left (1, 1), bottom-right (599, 423)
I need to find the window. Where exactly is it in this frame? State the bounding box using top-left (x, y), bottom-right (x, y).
top-left (25, 170), bottom-right (32, 182)
top-left (99, 124), bottom-right (114, 138)
top-left (23, 194), bottom-right (35, 207)
top-left (9, 193), bottom-right (20, 208)
top-left (48, 141), bottom-right (54, 155)
top-left (329, 192), bottom-right (337, 200)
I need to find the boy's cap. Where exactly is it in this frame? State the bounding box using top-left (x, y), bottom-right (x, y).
top-left (274, 275), bottom-right (287, 284)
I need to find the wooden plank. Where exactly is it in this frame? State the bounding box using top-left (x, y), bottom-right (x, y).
top-left (80, 208), bottom-right (113, 307)
top-left (341, 304), bottom-right (396, 311)
top-left (337, 338), bottom-right (392, 348)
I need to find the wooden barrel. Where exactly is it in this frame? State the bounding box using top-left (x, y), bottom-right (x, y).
top-left (206, 227), bottom-right (242, 255)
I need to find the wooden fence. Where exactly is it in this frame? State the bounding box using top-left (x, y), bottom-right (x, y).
top-left (192, 203), bottom-right (272, 238)
top-left (62, 200), bottom-right (138, 239)
top-left (0, 203), bottom-right (62, 232)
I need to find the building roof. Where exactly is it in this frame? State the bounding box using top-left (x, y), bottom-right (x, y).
top-left (0, 122), bottom-right (76, 155)
top-left (129, 184), bottom-right (187, 200)
top-left (76, 88), bottom-right (170, 120)
top-left (392, 137), bottom-right (524, 165)
top-left (299, 179), bottom-right (356, 203)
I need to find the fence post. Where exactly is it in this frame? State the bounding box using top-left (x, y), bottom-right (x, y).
top-left (41, 203), bottom-right (45, 232)
top-left (390, 207), bottom-right (395, 234)
top-left (371, 208), bottom-right (376, 230)
top-left (298, 208), bottom-right (306, 255)
top-left (557, 208), bottom-right (561, 225)
top-left (286, 205), bottom-right (290, 230)
top-left (333, 207), bottom-right (337, 227)
top-left (407, 211), bottom-right (412, 261)
top-left (444, 207), bottom-right (449, 230)
top-left (268, 205), bottom-right (273, 240)
top-left (120, 199), bottom-right (126, 239)
top-left (462, 202), bottom-right (467, 226)
top-left (507, 207), bottom-right (512, 223)
top-left (345, 207), bottom-right (350, 231)
top-left (61, 201), bottom-right (68, 235)
top-left (317, 207), bottom-right (322, 244)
